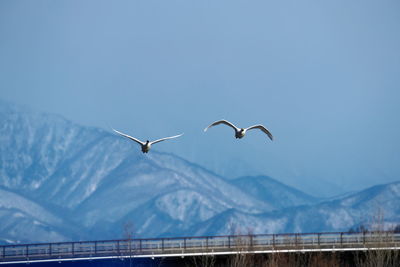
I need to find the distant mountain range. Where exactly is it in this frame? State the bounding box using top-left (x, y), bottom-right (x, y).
top-left (0, 100), bottom-right (399, 244)
top-left (191, 181), bottom-right (400, 236)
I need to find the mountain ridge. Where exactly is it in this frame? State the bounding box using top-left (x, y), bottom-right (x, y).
top-left (0, 101), bottom-right (399, 244)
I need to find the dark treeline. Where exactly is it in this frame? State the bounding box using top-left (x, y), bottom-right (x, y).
top-left (26, 249), bottom-right (399, 267)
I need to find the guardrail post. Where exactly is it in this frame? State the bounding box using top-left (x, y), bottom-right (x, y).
top-left (117, 241), bottom-right (120, 255)
top-left (228, 236), bottom-right (231, 248)
top-left (340, 232), bottom-right (343, 246)
top-left (25, 245), bottom-right (28, 258)
top-left (206, 237), bottom-right (209, 250)
top-left (94, 241), bottom-right (97, 255)
top-left (162, 239), bottom-right (164, 252)
top-left (3, 246), bottom-right (5, 259)
top-left (184, 238), bottom-right (186, 251)
top-left (139, 239), bottom-right (142, 252)
top-left (250, 235), bottom-right (253, 249)
top-left (49, 243), bottom-right (52, 256)
top-left (363, 231), bottom-right (366, 245)
top-left (272, 234), bottom-right (275, 248)
top-left (318, 233), bottom-right (320, 246)
top-left (72, 243), bottom-right (74, 256)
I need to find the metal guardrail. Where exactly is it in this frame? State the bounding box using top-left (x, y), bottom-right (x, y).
top-left (1, 232), bottom-right (400, 264)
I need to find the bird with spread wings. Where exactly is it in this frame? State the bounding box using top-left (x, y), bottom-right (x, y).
top-left (113, 129), bottom-right (183, 153)
top-left (204, 120), bottom-right (273, 141)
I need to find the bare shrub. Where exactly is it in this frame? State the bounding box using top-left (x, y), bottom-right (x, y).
top-left (122, 221), bottom-right (136, 267)
top-left (309, 252), bottom-right (342, 267)
top-left (262, 253), bottom-right (283, 267)
top-left (353, 209), bottom-right (400, 267)
top-left (189, 254), bottom-right (216, 267)
top-left (227, 228), bottom-right (257, 266)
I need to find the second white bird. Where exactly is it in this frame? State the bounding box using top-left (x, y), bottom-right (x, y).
top-left (204, 120), bottom-right (273, 141)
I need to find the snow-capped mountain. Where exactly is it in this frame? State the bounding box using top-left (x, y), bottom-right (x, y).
top-left (0, 187), bottom-right (84, 244)
top-left (0, 100), bottom-right (399, 244)
top-left (0, 101), bottom-right (292, 242)
top-left (192, 181), bottom-right (400, 236)
top-left (229, 176), bottom-right (318, 210)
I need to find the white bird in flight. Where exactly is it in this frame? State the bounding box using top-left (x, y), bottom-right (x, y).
top-left (204, 120), bottom-right (273, 141)
top-left (112, 129), bottom-right (183, 153)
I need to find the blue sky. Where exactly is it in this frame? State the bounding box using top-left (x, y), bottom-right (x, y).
top-left (1, 0), bottom-right (400, 196)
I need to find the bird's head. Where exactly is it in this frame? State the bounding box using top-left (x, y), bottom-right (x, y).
top-left (146, 140), bottom-right (150, 144)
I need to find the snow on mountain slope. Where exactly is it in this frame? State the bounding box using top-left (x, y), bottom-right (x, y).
top-left (230, 176), bottom-right (318, 210)
top-left (1, 100), bottom-right (398, 244)
top-left (95, 190), bottom-right (223, 239)
top-left (0, 100), bottom-right (140, 209)
top-left (34, 131), bottom-right (139, 209)
top-left (72, 151), bottom-right (274, 238)
top-left (0, 208), bottom-right (66, 244)
top-left (193, 182), bottom-right (400, 236)
top-left (0, 101), bottom-right (284, 242)
top-left (0, 100), bottom-right (113, 204)
top-left (188, 209), bottom-right (288, 237)
top-left (110, 188), bottom-right (233, 239)
top-left (0, 187), bottom-right (61, 225)
top-left (0, 187), bottom-right (82, 244)
top-left (147, 153), bottom-right (274, 213)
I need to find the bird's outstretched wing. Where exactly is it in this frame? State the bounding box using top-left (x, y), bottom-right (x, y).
top-left (246, 125), bottom-right (274, 141)
top-left (112, 129), bottom-right (145, 145)
top-left (150, 133), bottom-right (184, 145)
top-left (204, 120), bottom-right (239, 132)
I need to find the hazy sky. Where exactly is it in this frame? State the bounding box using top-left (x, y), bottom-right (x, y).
top-left (1, 0), bottom-right (400, 196)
